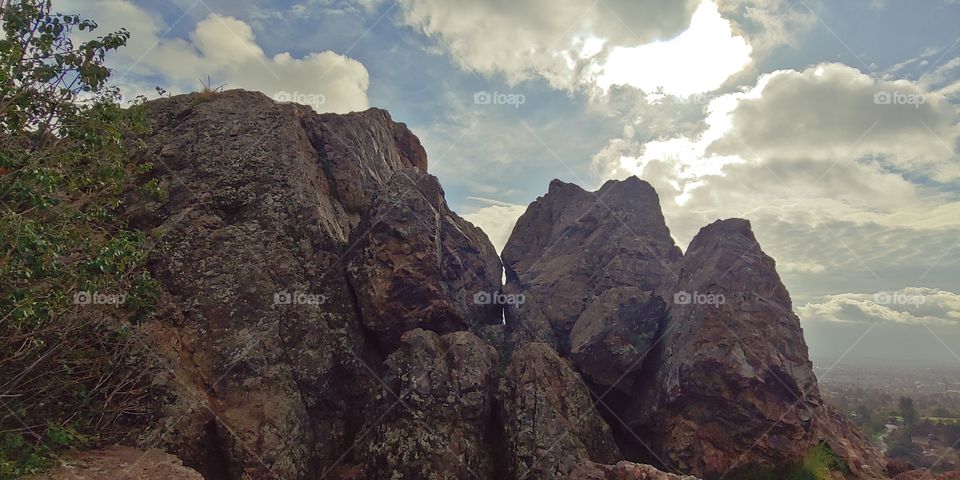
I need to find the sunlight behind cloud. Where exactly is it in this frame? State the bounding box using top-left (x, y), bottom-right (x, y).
top-left (590, 0), bottom-right (752, 97)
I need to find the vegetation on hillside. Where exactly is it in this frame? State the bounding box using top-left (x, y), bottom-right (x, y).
top-left (0, 1), bottom-right (161, 477)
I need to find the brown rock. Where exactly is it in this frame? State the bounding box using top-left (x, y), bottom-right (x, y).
top-left (345, 169), bottom-right (503, 350)
top-left (23, 446), bottom-right (203, 480)
top-left (499, 342), bottom-right (621, 479)
top-left (570, 287), bottom-right (667, 393)
top-left (568, 461), bottom-right (700, 480)
top-left (631, 218), bottom-right (883, 478)
top-left (124, 90), bottom-right (498, 479)
top-left (502, 177), bottom-right (682, 352)
top-left (359, 329), bottom-right (501, 479)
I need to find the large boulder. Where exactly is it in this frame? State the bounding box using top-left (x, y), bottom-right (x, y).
top-left (124, 90), bottom-right (501, 479)
top-left (501, 177), bottom-right (682, 353)
top-left (631, 219), bottom-right (883, 478)
top-left (345, 170), bottom-right (503, 351)
top-left (359, 329), bottom-right (502, 479)
top-left (499, 342), bottom-right (621, 479)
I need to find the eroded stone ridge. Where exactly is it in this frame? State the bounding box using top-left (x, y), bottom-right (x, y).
top-left (116, 91), bottom-right (884, 480)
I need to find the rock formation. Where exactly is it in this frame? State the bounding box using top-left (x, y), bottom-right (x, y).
top-left (104, 90), bottom-right (885, 480)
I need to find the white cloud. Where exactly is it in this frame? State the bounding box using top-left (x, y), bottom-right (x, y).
top-left (461, 201), bottom-right (528, 253)
top-left (589, 0), bottom-right (752, 97)
top-left (706, 63), bottom-right (960, 181)
top-left (56, 0), bottom-right (370, 113)
top-left (393, 0), bottom-right (819, 100)
top-left (798, 288), bottom-right (960, 327)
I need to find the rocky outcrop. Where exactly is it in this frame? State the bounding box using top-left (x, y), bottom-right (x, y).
top-left (358, 329), bottom-right (501, 479)
top-left (500, 178), bottom-right (881, 479)
top-left (630, 219), bottom-right (822, 476)
top-left (500, 342), bottom-right (621, 479)
top-left (568, 461), bottom-right (700, 480)
top-left (125, 90), bottom-right (501, 479)
top-left (630, 219), bottom-right (884, 478)
top-left (502, 177), bottom-right (681, 354)
top-left (23, 447), bottom-right (204, 480)
top-left (346, 170), bottom-right (503, 351)
top-left (110, 90), bottom-right (883, 480)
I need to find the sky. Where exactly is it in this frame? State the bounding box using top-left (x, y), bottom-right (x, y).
top-left (56, 0), bottom-right (960, 367)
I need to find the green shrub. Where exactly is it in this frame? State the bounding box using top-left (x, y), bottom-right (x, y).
top-left (0, 1), bottom-right (161, 478)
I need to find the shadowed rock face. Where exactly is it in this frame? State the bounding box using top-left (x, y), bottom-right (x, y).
top-left (125, 90), bottom-right (501, 479)
top-left (346, 169), bottom-right (503, 351)
top-left (359, 329), bottom-right (501, 479)
top-left (501, 177), bottom-right (681, 377)
top-left (499, 342), bottom-right (621, 479)
top-left (631, 219), bottom-right (884, 479)
top-left (118, 91), bottom-right (882, 480)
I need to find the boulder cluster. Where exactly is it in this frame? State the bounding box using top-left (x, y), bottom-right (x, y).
top-left (90, 90), bottom-right (888, 479)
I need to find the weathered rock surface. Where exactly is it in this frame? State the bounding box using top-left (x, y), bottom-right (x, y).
top-left (23, 447), bottom-right (203, 480)
top-left (631, 219), bottom-right (884, 478)
top-left (107, 91), bottom-right (885, 480)
top-left (502, 177), bottom-right (682, 353)
top-left (570, 287), bottom-right (667, 393)
top-left (346, 170), bottom-right (503, 350)
top-left (568, 461), bottom-right (700, 480)
top-left (358, 328), bottom-right (502, 479)
top-left (894, 471), bottom-right (960, 480)
top-left (124, 90), bottom-right (501, 479)
top-left (499, 342), bottom-right (621, 479)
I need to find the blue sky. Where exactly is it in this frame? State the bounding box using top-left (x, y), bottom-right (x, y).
top-left (59, 0), bottom-right (960, 366)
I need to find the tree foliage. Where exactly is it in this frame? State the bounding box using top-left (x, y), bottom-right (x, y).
top-left (0, 1), bottom-right (161, 477)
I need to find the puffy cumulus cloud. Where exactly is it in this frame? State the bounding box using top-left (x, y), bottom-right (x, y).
top-left (395, 0), bottom-right (757, 92)
top-left (798, 288), bottom-right (960, 327)
top-left (589, 0), bottom-right (752, 97)
top-left (592, 63), bottom-right (960, 244)
top-left (715, 0), bottom-right (818, 57)
top-left (707, 63), bottom-right (960, 181)
top-left (461, 199), bottom-right (528, 253)
top-left (55, 0), bottom-right (370, 113)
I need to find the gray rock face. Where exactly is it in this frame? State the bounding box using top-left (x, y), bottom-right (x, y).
top-left (501, 176), bottom-right (681, 355)
top-left (359, 329), bottom-right (501, 479)
top-left (126, 90), bottom-right (501, 479)
top-left (119, 90), bottom-right (882, 480)
top-left (499, 342), bottom-right (621, 479)
top-left (345, 169), bottom-right (503, 351)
